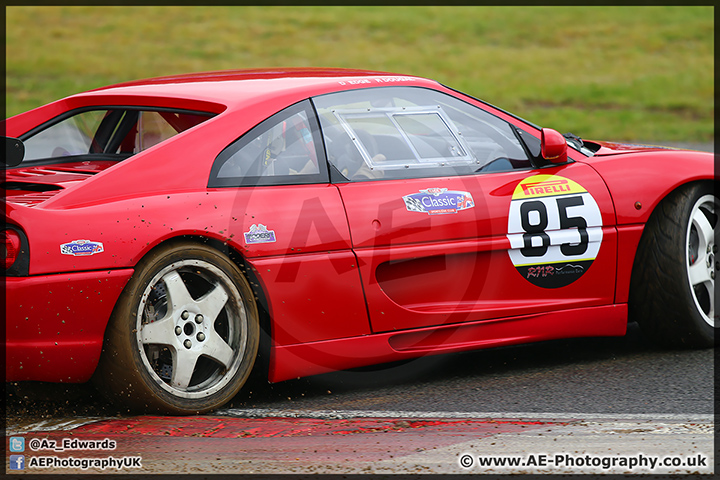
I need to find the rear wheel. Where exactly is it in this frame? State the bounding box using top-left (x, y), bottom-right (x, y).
top-left (630, 183), bottom-right (717, 348)
top-left (94, 242), bottom-right (259, 414)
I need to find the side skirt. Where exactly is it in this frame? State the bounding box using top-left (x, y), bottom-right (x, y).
top-left (269, 304), bottom-right (627, 383)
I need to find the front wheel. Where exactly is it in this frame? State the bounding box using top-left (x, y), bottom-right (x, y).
top-left (630, 183), bottom-right (717, 348)
top-left (93, 242), bottom-right (259, 414)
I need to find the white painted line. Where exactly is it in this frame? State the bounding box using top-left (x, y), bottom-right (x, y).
top-left (5, 417), bottom-right (111, 436)
top-left (217, 408), bottom-right (714, 423)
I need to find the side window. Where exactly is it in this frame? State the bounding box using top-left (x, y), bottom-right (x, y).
top-left (22, 110), bottom-right (107, 160)
top-left (134, 111), bottom-right (208, 152)
top-left (21, 108), bottom-right (212, 163)
top-left (313, 87), bottom-right (532, 181)
top-left (209, 100), bottom-right (328, 187)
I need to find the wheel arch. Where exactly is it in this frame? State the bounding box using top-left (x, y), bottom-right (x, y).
top-left (632, 179), bottom-right (716, 265)
top-left (103, 233), bottom-right (274, 380)
top-left (626, 179), bottom-right (717, 346)
top-left (620, 179), bottom-right (716, 305)
top-left (646, 178), bottom-right (716, 220)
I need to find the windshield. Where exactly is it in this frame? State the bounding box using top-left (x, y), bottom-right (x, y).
top-left (563, 132), bottom-right (597, 156)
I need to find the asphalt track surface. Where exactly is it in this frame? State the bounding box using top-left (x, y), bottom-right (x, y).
top-left (5, 323), bottom-right (715, 474)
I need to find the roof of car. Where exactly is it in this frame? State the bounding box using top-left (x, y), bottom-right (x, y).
top-left (78, 68), bottom-right (440, 109)
top-left (92, 68), bottom-right (393, 88)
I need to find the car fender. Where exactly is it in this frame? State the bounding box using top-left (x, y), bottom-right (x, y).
top-left (581, 149), bottom-right (715, 304)
top-left (582, 149), bottom-right (714, 226)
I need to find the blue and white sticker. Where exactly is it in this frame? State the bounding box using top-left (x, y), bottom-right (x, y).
top-left (403, 188), bottom-right (475, 215)
top-left (244, 224), bottom-right (277, 244)
top-left (60, 239), bottom-right (104, 256)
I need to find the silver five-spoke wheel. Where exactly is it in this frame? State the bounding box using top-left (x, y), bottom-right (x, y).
top-left (94, 242), bottom-right (259, 414)
top-left (686, 194), bottom-right (716, 327)
top-left (138, 259), bottom-right (247, 398)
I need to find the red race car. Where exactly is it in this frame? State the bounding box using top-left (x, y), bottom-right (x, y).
top-left (4, 69), bottom-right (716, 414)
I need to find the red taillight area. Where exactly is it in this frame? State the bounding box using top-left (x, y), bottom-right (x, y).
top-left (4, 229), bottom-right (21, 269)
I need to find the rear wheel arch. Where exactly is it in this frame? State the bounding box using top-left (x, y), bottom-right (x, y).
top-left (127, 235), bottom-right (273, 337)
top-left (148, 236), bottom-right (275, 382)
top-left (93, 235), bottom-right (271, 413)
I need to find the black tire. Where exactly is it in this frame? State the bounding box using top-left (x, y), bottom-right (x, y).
top-left (629, 182), bottom-right (717, 348)
top-left (93, 241), bottom-right (259, 414)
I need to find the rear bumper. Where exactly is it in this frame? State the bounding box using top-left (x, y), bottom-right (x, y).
top-left (5, 269), bottom-right (134, 382)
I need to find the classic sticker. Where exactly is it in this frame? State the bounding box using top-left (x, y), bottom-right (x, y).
top-left (506, 174), bottom-right (603, 288)
top-left (244, 224), bottom-right (277, 244)
top-left (403, 188), bottom-right (475, 215)
top-left (60, 239), bottom-right (104, 256)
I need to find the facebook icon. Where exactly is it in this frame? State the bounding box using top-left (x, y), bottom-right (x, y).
top-left (10, 455), bottom-right (25, 470)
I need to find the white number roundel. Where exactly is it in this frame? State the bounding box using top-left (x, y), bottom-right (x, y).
top-left (506, 174), bottom-right (603, 288)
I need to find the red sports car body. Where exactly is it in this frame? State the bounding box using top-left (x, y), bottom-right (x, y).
top-left (4, 69), bottom-right (715, 413)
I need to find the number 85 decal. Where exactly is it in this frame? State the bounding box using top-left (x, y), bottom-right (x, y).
top-left (507, 175), bottom-right (603, 288)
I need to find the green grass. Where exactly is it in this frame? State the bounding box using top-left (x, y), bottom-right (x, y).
top-left (5, 6), bottom-right (714, 142)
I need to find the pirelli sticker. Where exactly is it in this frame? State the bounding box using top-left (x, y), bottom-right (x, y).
top-left (506, 174), bottom-right (603, 288)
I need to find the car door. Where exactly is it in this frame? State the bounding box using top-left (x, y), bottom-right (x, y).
top-left (313, 87), bottom-right (617, 333)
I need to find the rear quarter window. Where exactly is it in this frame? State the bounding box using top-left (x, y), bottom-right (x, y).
top-left (20, 108), bottom-right (213, 164)
top-left (208, 100), bottom-right (328, 187)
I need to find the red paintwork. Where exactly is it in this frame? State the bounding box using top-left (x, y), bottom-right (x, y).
top-left (270, 304), bottom-right (627, 382)
top-left (251, 252), bottom-right (371, 345)
top-left (11, 416), bottom-right (567, 470)
top-left (540, 128), bottom-right (568, 163)
top-left (66, 415), bottom-right (564, 438)
top-left (6, 269), bottom-right (133, 382)
top-left (3, 161), bottom-right (116, 206)
top-left (339, 163), bottom-right (616, 333)
top-left (3, 68), bottom-right (714, 387)
top-left (582, 149), bottom-right (713, 225)
top-left (614, 225), bottom-right (645, 304)
top-left (590, 140), bottom-right (677, 155)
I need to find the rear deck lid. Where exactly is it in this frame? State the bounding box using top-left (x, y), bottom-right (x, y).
top-left (2, 160), bottom-right (116, 206)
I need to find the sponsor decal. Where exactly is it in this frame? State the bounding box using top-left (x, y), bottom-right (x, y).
top-left (338, 76), bottom-right (414, 86)
top-left (403, 188), bottom-right (475, 215)
top-left (519, 178), bottom-right (579, 197)
top-left (244, 224), bottom-right (277, 244)
top-left (60, 239), bottom-right (104, 256)
top-left (506, 174), bottom-right (603, 288)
